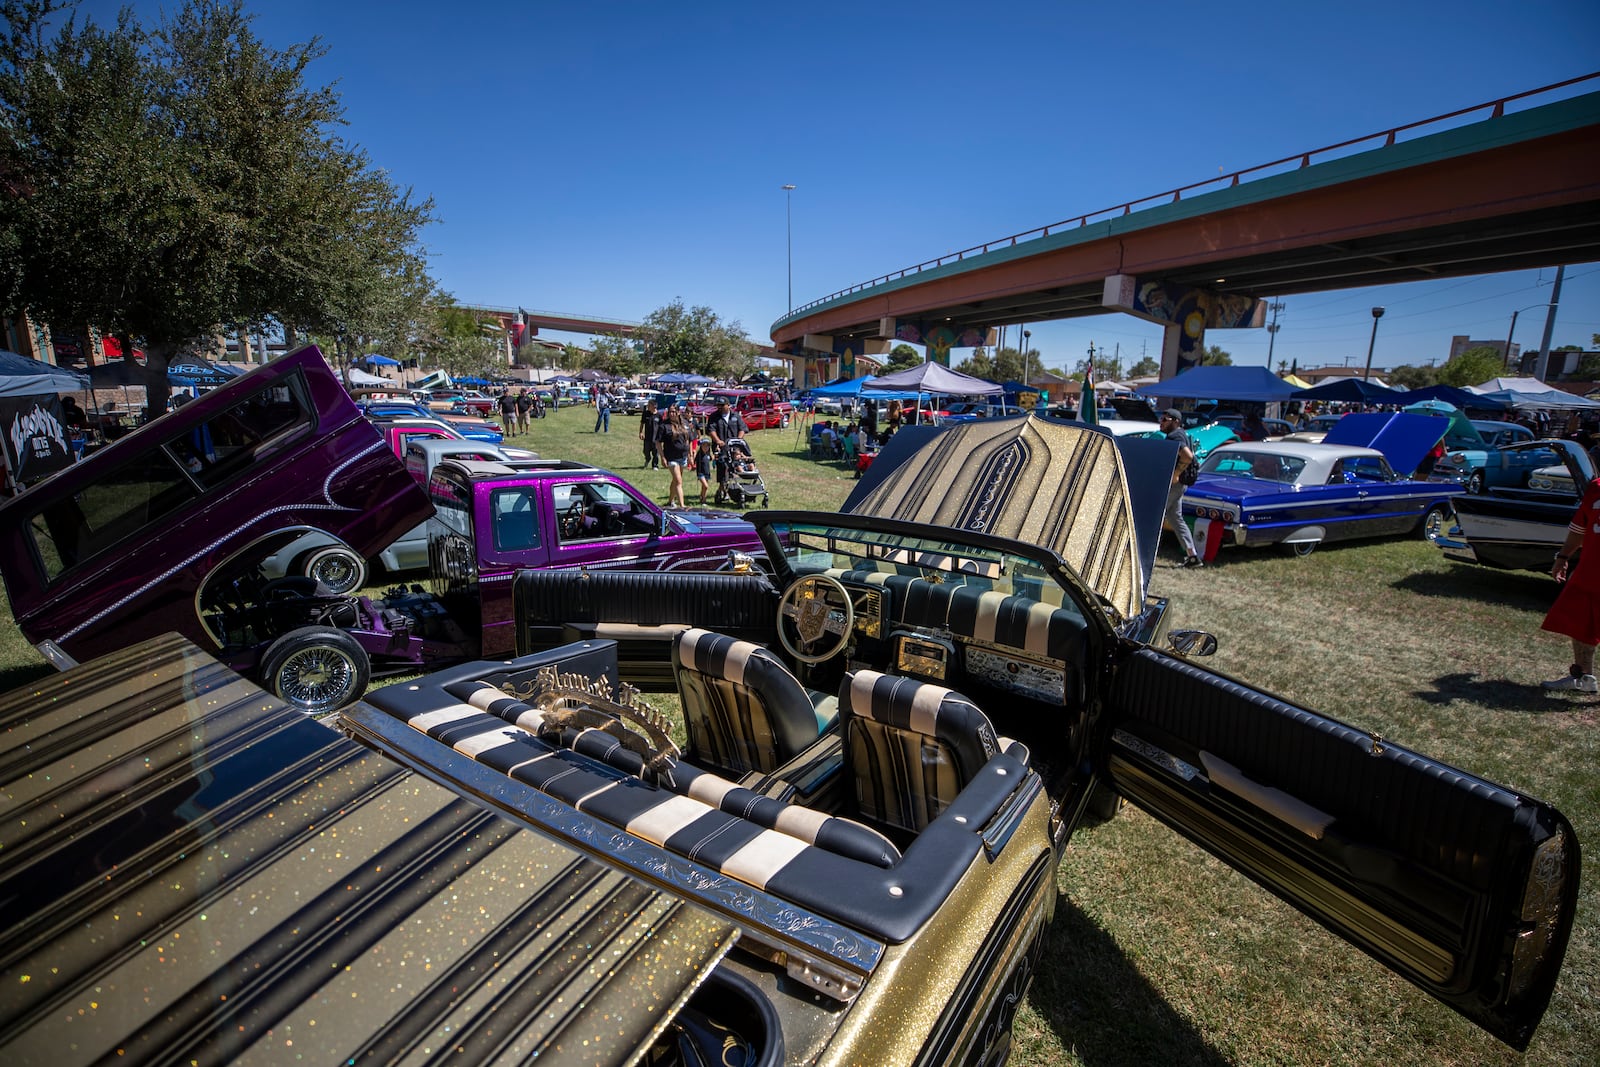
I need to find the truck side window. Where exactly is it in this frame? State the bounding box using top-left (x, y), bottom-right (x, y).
top-left (491, 488), bottom-right (540, 551)
top-left (429, 474), bottom-right (473, 537)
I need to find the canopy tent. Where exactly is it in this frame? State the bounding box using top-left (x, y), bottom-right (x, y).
top-left (804, 377), bottom-right (921, 403)
top-left (1470, 376), bottom-right (1551, 394)
top-left (346, 366), bottom-right (390, 386)
top-left (1476, 387), bottom-right (1600, 412)
top-left (574, 368), bottom-right (611, 382)
top-left (1133, 365), bottom-right (1297, 403)
top-left (0, 349), bottom-right (89, 395)
top-left (863, 361), bottom-right (1003, 396)
top-left (457, 376), bottom-right (490, 386)
top-left (654, 372), bottom-right (715, 385)
top-left (1390, 384), bottom-right (1510, 411)
top-left (1292, 378), bottom-right (1404, 404)
top-left (1282, 374), bottom-right (1313, 388)
top-left (359, 354), bottom-right (401, 367)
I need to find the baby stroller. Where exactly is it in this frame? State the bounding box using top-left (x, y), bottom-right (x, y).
top-left (715, 438), bottom-right (769, 508)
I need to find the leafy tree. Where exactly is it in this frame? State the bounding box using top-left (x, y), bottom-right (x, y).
top-left (1200, 345), bottom-right (1233, 366)
top-left (1, 0), bottom-right (434, 419)
top-left (1128, 356), bottom-right (1160, 378)
top-left (585, 332), bottom-right (642, 379)
top-left (639, 298), bottom-right (750, 378)
top-left (991, 346), bottom-right (1042, 383)
top-left (884, 343), bottom-right (922, 373)
top-left (1385, 363), bottom-right (1439, 390)
top-left (1575, 353), bottom-right (1600, 380)
top-left (956, 348), bottom-right (996, 379)
top-left (1437, 346), bottom-right (1504, 388)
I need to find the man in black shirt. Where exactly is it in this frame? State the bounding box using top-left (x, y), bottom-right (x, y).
top-left (639, 400), bottom-right (661, 468)
top-left (707, 398), bottom-right (744, 494)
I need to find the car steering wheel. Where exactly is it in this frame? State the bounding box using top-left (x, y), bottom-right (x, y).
top-left (776, 574), bottom-right (855, 664)
top-left (562, 498), bottom-right (585, 538)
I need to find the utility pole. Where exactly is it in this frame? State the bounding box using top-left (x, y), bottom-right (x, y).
top-left (1534, 265), bottom-right (1566, 381)
top-left (1265, 300), bottom-right (1285, 367)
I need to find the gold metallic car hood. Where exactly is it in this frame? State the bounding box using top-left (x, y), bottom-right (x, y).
top-left (0, 634), bottom-right (737, 1066)
top-left (848, 415), bottom-right (1145, 620)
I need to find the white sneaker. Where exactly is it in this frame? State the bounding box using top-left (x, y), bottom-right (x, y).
top-left (1541, 670), bottom-right (1598, 693)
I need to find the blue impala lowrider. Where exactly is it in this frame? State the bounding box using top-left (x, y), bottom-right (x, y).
top-left (1180, 412), bottom-right (1463, 557)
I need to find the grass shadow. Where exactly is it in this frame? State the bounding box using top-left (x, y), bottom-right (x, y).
top-left (1392, 564), bottom-right (1553, 611)
top-left (1414, 670), bottom-right (1585, 712)
top-left (1028, 895), bottom-right (1231, 1067)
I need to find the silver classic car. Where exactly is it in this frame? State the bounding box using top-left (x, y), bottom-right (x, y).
top-left (0, 416), bottom-right (1579, 1064)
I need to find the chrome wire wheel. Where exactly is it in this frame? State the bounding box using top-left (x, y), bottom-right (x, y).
top-left (261, 627), bottom-right (370, 715)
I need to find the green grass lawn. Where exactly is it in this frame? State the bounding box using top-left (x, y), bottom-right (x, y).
top-left (2, 403), bottom-right (1594, 1064)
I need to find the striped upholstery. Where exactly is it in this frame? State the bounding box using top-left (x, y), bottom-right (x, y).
top-left (672, 628), bottom-right (823, 777)
top-left (840, 670), bottom-right (1000, 834)
top-left (440, 680), bottom-right (900, 869)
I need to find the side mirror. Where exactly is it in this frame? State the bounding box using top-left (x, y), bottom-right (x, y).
top-left (1167, 629), bottom-right (1218, 657)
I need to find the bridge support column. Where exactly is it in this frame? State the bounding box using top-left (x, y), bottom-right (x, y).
top-left (1103, 275), bottom-right (1265, 379)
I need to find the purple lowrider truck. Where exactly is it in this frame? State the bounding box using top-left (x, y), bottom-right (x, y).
top-left (0, 347), bottom-right (766, 713)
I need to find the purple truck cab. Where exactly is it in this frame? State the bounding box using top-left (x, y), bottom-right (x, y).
top-left (423, 458), bottom-right (771, 656)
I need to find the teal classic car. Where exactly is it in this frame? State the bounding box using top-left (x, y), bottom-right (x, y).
top-left (1423, 410), bottom-right (1553, 493)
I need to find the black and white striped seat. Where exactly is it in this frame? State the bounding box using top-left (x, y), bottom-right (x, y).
top-left (840, 670), bottom-right (1001, 835)
top-left (672, 628), bottom-right (827, 778)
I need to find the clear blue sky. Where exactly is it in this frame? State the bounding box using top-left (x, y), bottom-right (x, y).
top-left (75, 0), bottom-right (1600, 374)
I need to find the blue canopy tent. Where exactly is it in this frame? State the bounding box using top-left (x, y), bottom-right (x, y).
top-left (1389, 384), bottom-right (1509, 411)
top-left (359, 354), bottom-right (401, 367)
top-left (0, 350), bottom-right (89, 395)
top-left (1134, 365), bottom-right (1297, 403)
top-left (1291, 378), bottom-right (1404, 404)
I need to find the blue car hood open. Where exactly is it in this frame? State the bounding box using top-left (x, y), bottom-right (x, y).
top-left (1322, 412), bottom-right (1446, 474)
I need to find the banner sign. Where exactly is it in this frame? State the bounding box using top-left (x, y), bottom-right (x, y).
top-left (0, 394), bottom-right (75, 483)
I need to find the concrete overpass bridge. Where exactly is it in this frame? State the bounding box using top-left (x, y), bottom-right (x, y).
top-left (771, 74), bottom-right (1600, 381)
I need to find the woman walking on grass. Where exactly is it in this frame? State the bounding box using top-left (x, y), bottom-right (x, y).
top-left (657, 407), bottom-right (691, 508)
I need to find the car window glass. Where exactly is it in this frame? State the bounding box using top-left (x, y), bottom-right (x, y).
top-left (428, 473), bottom-right (472, 537)
top-left (1347, 456), bottom-right (1392, 482)
top-left (491, 487), bottom-right (541, 551)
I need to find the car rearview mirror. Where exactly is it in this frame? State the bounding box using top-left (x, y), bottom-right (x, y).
top-left (1168, 629), bottom-right (1219, 657)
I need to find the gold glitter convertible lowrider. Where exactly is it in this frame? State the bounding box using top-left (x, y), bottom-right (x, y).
top-left (0, 416), bottom-right (1578, 1065)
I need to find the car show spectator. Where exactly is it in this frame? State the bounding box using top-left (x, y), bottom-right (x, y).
top-left (594, 390), bottom-right (611, 433)
top-left (707, 398), bottom-right (743, 496)
top-left (499, 389), bottom-right (519, 434)
top-left (516, 387), bottom-right (534, 426)
top-left (657, 407), bottom-right (692, 508)
top-left (1239, 409), bottom-right (1269, 442)
top-left (1541, 472), bottom-right (1600, 693)
top-left (639, 400), bottom-right (661, 469)
top-left (1160, 408), bottom-right (1204, 569)
top-left (694, 437), bottom-right (713, 504)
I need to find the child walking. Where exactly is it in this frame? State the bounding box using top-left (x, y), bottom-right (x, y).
top-left (694, 437), bottom-right (713, 504)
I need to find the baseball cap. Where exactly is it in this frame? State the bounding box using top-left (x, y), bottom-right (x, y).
top-left (1161, 408), bottom-right (1182, 420)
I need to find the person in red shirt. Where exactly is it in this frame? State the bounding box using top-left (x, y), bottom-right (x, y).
top-left (1541, 476), bottom-right (1600, 692)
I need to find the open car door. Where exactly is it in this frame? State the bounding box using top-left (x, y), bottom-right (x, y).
top-left (1101, 647), bottom-right (1578, 1050)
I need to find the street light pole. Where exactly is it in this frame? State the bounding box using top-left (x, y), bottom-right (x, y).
top-left (782, 184), bottom-right (796, 314)
top-left (1265, 299), bottom-right (1285, 368)
top-left (1361, 306), bottom-right (1385, 382)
